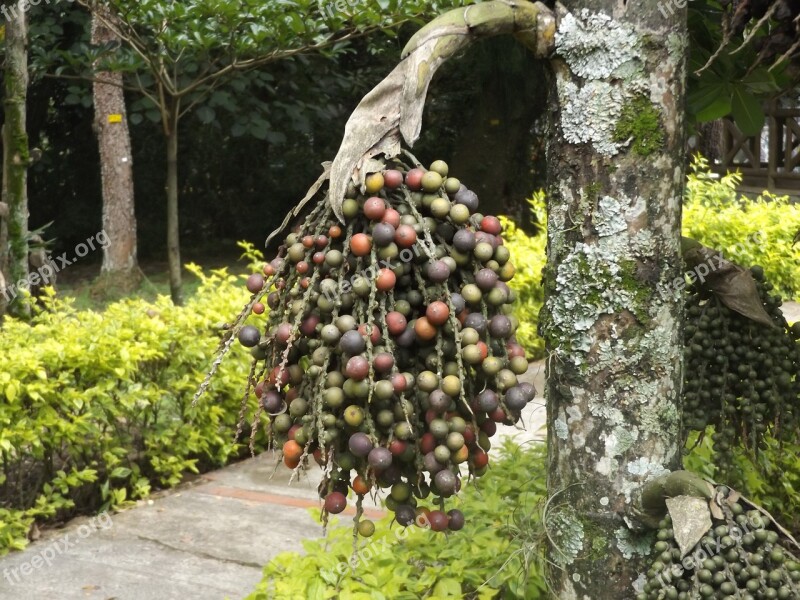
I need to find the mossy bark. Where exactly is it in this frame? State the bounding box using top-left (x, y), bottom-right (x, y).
top-left (92, 6), bottom-right (142, 295)
top-left (541, 4), bottom-right (687, 597)
top-left (2, 2), bottom-right (31, 319)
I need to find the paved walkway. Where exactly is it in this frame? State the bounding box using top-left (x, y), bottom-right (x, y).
top-left (0, 365), bottom-right (546, 600)
top-left (783, 301), bottom-right (800, 324)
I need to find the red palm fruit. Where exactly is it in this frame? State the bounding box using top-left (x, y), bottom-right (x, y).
top-left (428, 510), bottom-right (449, 532)
top-left (376, 268), bottom-right (396, 292)
top-left (405, 168), bottom-right (425, 190)
top-left (324, 491), bottom-right (347, 514)
top-left (382, 208), bottom-right (401, 228)
top-left (358, 323), bottom-right (381, 344)
top-left (425, 301), bottom-right (450, 326)
top-left (420, 432), bottom-right (436, 454)
top-left (391, 372), bottom-right (408, 393)
top-left (383, 169), bottom-right (403, 189)
top-left (386, 311), bottom-right (408, 336)
top-left (395, 224), bottom-right (417, 248)
top-left (363, 197), bottom-right (386, 221)
top-left (414, 317), bottom-right (437, 341)
top-left (473, 450), bottom-right (489, 468)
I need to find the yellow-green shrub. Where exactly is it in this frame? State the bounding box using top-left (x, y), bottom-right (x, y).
top-left (0, 266), bottom-right (259, 555)
top-left (247, 441), bottom-right (547, 600)
top-left (683, 155), bottom-right (800, 298)
top-left (501, 193), bottom-right (547, 360)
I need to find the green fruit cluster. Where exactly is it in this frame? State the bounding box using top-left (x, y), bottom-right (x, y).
top-left (683, 266), bottom-right (800, 468)
top-left (237, 157), bottom-right (536, 536)
top-left (639, 488), bottom-right (800, 600)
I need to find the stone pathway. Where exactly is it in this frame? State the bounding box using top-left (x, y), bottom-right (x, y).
top-left (782, 301), bottom-right (800, 324)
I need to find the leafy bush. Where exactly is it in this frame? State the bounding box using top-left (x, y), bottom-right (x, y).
top-left (682, 155), bottom-right (800, 298)
top-left (247, 441), bottom-right (548, 600)
top-left (0, 266), bottom-right (260, 555)
top-left (501, 194), bottom-right (547, 360)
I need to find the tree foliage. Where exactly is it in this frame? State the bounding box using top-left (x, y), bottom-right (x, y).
top-left (688, 0), bottom-right (799, 134)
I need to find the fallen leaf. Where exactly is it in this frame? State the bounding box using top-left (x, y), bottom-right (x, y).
top-left (666, 495), bottom-right (713, 558)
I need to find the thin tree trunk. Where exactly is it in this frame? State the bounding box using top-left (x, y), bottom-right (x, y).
top-left (541, 4), bottom-right (687, 597)
top-left (91, 6), bottom-right (141, 294)
top-left (0, 199), bottom-right (8, 318)
top-left (2, 1), bottom-right (31, 319)
top-left (166, 124), bottom-right (182, 305)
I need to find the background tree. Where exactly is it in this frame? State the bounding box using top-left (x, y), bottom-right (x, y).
top-left (2, 0), bottom-right (32, 319)
top-left (91, 4), bottom-right (141, 295)
top-left (43, 0), bottom-right (466, 304)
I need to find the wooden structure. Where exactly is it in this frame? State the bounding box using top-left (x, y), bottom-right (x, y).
top-left (714, 104), bottom-right (800, 197)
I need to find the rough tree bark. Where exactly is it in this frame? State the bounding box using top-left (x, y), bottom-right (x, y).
top-left (91, 6), bottom-right (141, 294)
top-left (2, 1), bottom-right (31, 319)
top-left (540, 3), bottom-right (687, 597)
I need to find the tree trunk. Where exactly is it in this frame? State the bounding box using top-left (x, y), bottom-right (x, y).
top-left (2, 1), bottom-right (31, 319)
top-left (91, 6), bottom-right (141, 295)
top-left (541, 4), bottom-right (687, 597)
top-left (166, 123), bottom-right (182, 305)
top-left (0, 200), bottom-right (8, 318)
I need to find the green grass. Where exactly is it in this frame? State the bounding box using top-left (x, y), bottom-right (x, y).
top-left (55, 249), bottom-right (249, 311)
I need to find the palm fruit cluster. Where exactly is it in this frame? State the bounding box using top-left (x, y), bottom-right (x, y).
top-left (683, 265), bottom-right (800, 468)
top-left (236, 158), bottom-right (535, 535)
top-left (639, 486), bottom-right (800, 600)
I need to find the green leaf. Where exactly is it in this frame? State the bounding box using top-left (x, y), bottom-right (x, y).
top-left (196, 106), bottom-right (216, 125)
top-left (110, 467), bottom-right (132, 479)
top-left (5, 384), bottom-right (18, 402)
top-left (432, 578), bottom-right (463, 597)
top-left (741, 69), bottom-right (778, 94)
top-left (695, 96), bottom-right (732, 122)
top-left (688, 83), bottom-right (731, 121)
top-left (730, 87), bottom-right (765, 136)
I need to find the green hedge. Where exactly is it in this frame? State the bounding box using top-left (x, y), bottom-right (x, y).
top-left (501, 192), bottom-right (547, 360)
top-left (0, 265), bottom-right (258, 555)
top-left (682, 155), bottom-right (800, 299)
top-left (247, 441), bottom-right (548, 600)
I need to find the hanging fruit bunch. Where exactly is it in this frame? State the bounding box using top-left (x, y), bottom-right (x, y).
top-left (234, 155), bottom-right (535, 536)
top-left (682, 263), bottom-right (800, 472)
top-left (639, 483), bottom-right (800, 600)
